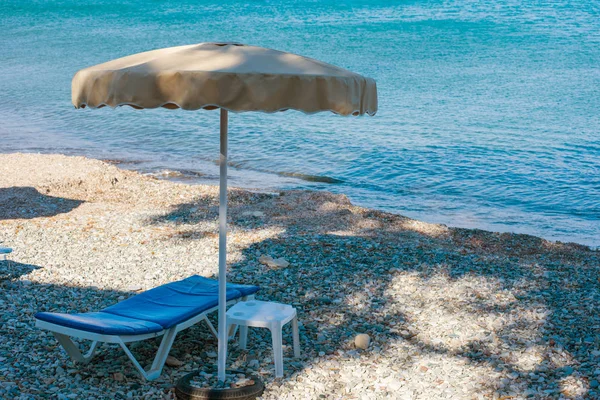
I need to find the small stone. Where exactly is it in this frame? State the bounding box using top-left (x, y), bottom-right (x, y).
top-left (259, 255), bottom-right (274, 265)
top-left (113, 372), bottom-right (124, 382)
top-left (591, 380), bottom-right (600, 389)
top-left (165, 355), bottom-right (183, 367)
top-left (355, 333), bottom-right (370, 350)
top-left (234, 378), bottom-right (249, 387)
top-left (258, 254), bottom-right (290, 268)
top-left (268, 258), bottom-right (290, 269)
top-left (247, 359), bottom-right (259, 368)
top-left (206, 351), bottom-right (218, 358)
top-left (317, 333), bottom-right (326, 342)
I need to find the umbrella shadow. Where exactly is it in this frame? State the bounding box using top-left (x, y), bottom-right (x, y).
top-left (0, 260), bottom-right (41, 282)
top-left (147, 189), bottom-right (600, 397)
top-left (5, 189), bottom-right (597, 398)
top-left (220, 228), bottom-right (598, 398)
top-left (147, 188), bottom-right (274, 227)
top-left (0, 187), bottom-right (83, 220)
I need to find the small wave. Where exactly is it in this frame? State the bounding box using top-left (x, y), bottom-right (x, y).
top-left (145, 169), bottom-right (205, 181)
top-left (101, 159), bottom-right (147, 166)
top-left (215, 158), bottom-right (345, 184)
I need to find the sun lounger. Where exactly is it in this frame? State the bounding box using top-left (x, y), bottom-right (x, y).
top-left (0, 247), bottom-right (12, 260)
top-left (35, 275), bottom-right (259, 380)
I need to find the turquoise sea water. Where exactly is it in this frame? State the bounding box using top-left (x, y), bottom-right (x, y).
top-left (1, 1), bottom-right (598, 246)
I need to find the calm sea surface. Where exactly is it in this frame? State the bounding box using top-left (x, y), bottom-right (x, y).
top-left (1, 1), bottom-right (599, 246)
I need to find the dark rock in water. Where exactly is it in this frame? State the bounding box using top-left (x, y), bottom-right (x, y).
top-left (277, 172), bottom-right (344, 184)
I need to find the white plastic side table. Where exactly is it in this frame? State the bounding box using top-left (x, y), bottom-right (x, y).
top-left (226, 300), bottom-right (300, 378)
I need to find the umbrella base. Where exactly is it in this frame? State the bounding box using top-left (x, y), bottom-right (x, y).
top-left (175, 370), bottom-right (264, 400)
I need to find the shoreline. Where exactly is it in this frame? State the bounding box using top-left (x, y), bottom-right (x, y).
top-left (2, 146), bottom-right (596, 248)
top-left (1, 153), bottom-right (598, 399)
top-left (107, 155), bottom-right (600, 250)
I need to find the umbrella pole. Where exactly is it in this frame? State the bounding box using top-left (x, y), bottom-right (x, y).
top-left (218, 108), bottom-right (228, 382)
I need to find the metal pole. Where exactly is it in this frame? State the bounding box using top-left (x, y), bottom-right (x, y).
top-left (217, 108), bottom-right (228, 382)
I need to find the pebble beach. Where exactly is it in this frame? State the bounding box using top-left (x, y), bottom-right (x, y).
top-left (0, 153), bottom-right (598, 399)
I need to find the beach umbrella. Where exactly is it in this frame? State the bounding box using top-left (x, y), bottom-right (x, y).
top-left (72, 42), bottom-right (377, 381)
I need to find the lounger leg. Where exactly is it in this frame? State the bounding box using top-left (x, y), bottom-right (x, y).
top-left (151, 327), bottom-right (177, 372)
top-left (226, 295), bottom-right (252, 343)
top-left (227, 295), bottom-right (248, 341)
top-left (53, 333), bottom-right (99, 364)
top-left (84, 341), bottom-right (100, 361)
top-left (205, 296), bottom-right (254, 340)
top-left (202, 315), bottom-right (218, 338)
top-left (227, 322), bottom-right (235, 336)
top-left (118, 327), bottom-right (177, 381)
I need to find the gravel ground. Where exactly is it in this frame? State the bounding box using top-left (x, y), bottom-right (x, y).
top-left (0, 153), bottom-right (598, 399)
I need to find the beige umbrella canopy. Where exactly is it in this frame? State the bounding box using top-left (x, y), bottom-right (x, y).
top-left (72, 42), bottom-right (377, 115)
top-left (72, 42), bottom-right (377, 382)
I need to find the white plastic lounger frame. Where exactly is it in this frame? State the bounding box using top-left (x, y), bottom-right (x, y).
top-left (36, 295), bottom-right (253, 381)
top-left (0, 247), bottom-right (12, 260)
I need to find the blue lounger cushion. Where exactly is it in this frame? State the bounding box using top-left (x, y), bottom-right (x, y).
top-left (176, 275), bottom-right (260, 297)
top-left (35, 275), bottom-right (260, 335)
top-left (35, 312), bottom-right (164, 335)
top-left (104, 279), bottom-right (238, 329)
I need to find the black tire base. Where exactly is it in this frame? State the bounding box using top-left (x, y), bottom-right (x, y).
top-left (175, 370), bottom-right (264, 400)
